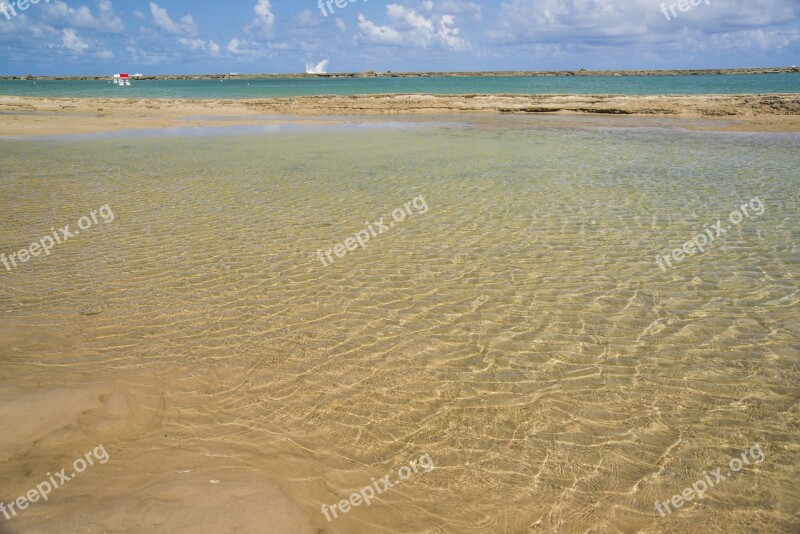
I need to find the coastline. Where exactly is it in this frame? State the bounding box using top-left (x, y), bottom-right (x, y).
top-left (2, 67), bottom-right (798, 81)
top-left (1, 93), bottom-right (799, 136)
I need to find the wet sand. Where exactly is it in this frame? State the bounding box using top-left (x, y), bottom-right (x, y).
top-left (1, 93), bottom-right (799, 137)
top-left (0, 365), bottom-right (317, 533)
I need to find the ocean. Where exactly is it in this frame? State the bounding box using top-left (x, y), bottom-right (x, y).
top-left (0, 73), bottom-right (798, 99)
top-left (1, 114), bottom-right (798, 532)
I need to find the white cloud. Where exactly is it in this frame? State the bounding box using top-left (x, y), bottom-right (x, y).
top-left (246, 0), bottom-right (275, 40)
top-left (1, 0), bottom-right (796, 73)
top-left (295, 8), bottom-right (322, 28)
top-left (62, 28), bottom-right (88, 52)
top-left (177, 38), bottom-right (206, 51)
top-left (387, 4), bottom-right (434, 32)
top-left (178, 37), bottom-right (223, 57)
top-left (708, 27), bottom-right (800, 52)
top-left (437, 14), bottom-right (468, 51)
top-left (487, 0), bottom-right (800, 46)
top-left (226, 37), bottom-right (266, 57)
top-left (254, 0), bottom-right (275, 25)
top-left (149, 2), bottom-right (198, 37)
top-left (227, 38), bottom-right (243, 54)
top-left (41, 0), bottom-right (124, 33)
top-left (357, 4), bottom-right (469, 50)
top-left (424, 0), bottom-right (482, 19)
top-left (357, 14), bottom-right (405, 45)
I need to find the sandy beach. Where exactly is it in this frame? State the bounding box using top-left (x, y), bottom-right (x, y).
top-left (1, 93), bottom-right (799, 137)
top-left (3, 0), bottom-right (800, 528)
top-left (0, 371), bottom-right (317, 533)
top-left (2, 91), bottom-right (799, 533)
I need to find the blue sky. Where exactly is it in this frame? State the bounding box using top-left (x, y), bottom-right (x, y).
top-left (0, 0), bottom-right (798, 75)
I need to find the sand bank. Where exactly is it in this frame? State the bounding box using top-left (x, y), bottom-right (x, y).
top-left (1, 93), bottom-right (799, 136)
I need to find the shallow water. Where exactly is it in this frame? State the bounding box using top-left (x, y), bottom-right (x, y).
top-left (1, 116), bottom-right (798, 533)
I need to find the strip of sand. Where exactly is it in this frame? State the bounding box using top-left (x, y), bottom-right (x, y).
top-left (1, 93), bottom-right (799, 136)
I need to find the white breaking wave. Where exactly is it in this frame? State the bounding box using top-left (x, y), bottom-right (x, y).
top-left (305, 60), bottom-right (329, 74)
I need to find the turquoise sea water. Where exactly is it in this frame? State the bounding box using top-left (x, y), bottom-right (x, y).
top-left (0, 73), bottom-right (798, 98)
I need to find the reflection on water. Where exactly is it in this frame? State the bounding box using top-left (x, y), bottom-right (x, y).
top-left (0, 116), bottom-right (798, 533)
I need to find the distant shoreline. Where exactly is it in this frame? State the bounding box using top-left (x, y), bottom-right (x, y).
top-left (1, 67), bottom-right (798, 81)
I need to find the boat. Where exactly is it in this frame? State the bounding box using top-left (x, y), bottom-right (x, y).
top-left (112, 73), bottom-right (131, 86)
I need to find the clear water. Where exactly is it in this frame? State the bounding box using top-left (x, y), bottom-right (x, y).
top-left (0, 73), bottom-right (798, 99)
top-left (0, 115), bottom-right (798, 532)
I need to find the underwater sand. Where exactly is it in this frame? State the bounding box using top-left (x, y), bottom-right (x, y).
top-left (0, 115), bottom-right (798, 533)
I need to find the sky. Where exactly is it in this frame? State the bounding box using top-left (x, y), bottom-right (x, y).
top-left (0, 0), bottom-right (798, 75)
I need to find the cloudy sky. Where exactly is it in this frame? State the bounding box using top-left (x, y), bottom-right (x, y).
top-left (0, 0), bottom-right (798, 75)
